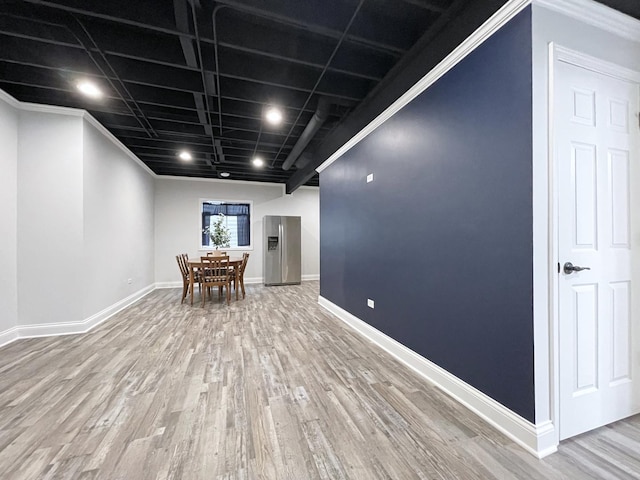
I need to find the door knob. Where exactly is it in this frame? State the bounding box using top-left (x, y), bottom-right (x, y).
top-left (563, 262), bottom-right (591, 274)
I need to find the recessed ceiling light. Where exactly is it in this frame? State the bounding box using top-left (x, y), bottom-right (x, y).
top-left (265, 107), bottom-right (283, 125)
top-left (252, 157), bottom-right (264, 167)
top-left (77, 80), bottom-right (102, 98)
top-left (219, 172), bottom-right (230, 178)
top-left (178, 151), bottom-right (192, 161)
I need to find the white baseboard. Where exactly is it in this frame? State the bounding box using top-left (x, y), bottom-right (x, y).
top-left (302, 274), bottom-right (320, 281)
top-left (317, 295), bottom-right (558, 458)
top-left (1, 285), bottom-right (155, 344)
top-left (0, 326), bottom-right (19, 349)
top-left (155, 281), bottom-right (182, 289)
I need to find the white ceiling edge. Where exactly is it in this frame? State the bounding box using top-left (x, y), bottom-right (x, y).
top-left (158, 174), bottom-right (285, 190)
top-left (316, 0), bottom-right (640, 174)
top-left (0, 88), bottom-right (23, 109)
top-left (536, 0), bottom-right (640, 42)
top-left (156, 174), bottom-right (319, 193)
top-left (0, 87), bottom-right (156, 178)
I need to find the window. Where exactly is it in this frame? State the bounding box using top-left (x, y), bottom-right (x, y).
top-left (200, 200), bottom-right (252, 250)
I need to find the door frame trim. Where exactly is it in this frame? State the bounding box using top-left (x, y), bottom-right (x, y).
top-left (548, 42), bottom-right (640, 441)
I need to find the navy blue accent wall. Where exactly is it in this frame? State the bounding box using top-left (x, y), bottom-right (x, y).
top-left (320, 9), bottom-right (534, 422)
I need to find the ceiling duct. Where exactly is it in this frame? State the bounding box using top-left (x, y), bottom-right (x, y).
top-left (295, 152), bottom-right (313, 169)
top-left (281, 99), bottom-right (331, 171)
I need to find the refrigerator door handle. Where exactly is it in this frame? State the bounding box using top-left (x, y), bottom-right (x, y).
top-left (280, 221), bottom-right (287, 281)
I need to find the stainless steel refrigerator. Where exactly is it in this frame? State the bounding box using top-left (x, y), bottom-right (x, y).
top-left (263, 215), bottom-right (301, 286)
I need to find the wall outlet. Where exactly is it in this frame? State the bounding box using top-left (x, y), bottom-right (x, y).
top-left (367, 298), bottom-right (375, 308)
top-left (366, 173), bottom-right (374, 183)
top-left (127, 278), bottom-right (132, 284)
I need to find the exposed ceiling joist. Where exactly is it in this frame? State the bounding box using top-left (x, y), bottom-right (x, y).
top-left (20, 0), bottom-right (407, 56)
top-left (400, 0), bottom-right (446, 12)
top-left (6, 0), bottom-right (635, 188)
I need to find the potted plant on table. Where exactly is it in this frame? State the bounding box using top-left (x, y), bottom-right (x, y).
top-left (203, 213), bottom-right (231, 250)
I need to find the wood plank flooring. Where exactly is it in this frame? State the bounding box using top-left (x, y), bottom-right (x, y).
top-left (0, 281), bottom-right (638, 479)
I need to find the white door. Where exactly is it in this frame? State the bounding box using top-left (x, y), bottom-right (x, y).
top-left (556, 59), bottom-right (640, 440)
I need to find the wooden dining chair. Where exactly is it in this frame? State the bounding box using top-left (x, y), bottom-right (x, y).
top-left (198, 255), bottom-right (233, 306)
top-left (176, 253), bottom-right (201, 304)
top-left (231, 252), bottom-right (250, 299)
top-left (176, 253), bottom-right (190, 303)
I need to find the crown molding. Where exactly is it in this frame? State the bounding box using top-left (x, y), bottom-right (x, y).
top-left (156, 174), bottom-right (318, 192)
top-left (19, 100), bottom-right (85, 117)
top-left (0, 88), bottom-right (24, 109)
top-left (156, 174), bottom-right (287, 190)
top-left (553, 43), bottom-right (640, 82)
top-left (534, 0), bottom-right (640, 42)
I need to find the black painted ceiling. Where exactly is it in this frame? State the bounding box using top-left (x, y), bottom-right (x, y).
top-left (1, 0), bottom-right (638, 189)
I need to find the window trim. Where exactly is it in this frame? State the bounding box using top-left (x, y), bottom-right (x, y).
top-left (198, 198), bottom-right (254, 251)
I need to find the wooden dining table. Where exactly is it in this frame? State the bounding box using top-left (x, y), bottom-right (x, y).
top-left (187, 256), bottom-right (243, 304)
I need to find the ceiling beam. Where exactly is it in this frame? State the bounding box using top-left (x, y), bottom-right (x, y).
top-left (138, 153), bottom-right (250, 165)
top-left (219, 73), bottom-right (363, 103)
top-left (212, 0), bottom-right (406, 56)
top-left (1, 14), bottom-right (396, 80)
top-left (116, 132), bottom-right (294, 150)
top-left (0, 54), bottom-right (365, 103)
top-left (144, 161), bottom-right (292, 179)
top-left (19, 0), bottom-right (405, 57)
top-left (112, 109), bottom-right (318, 133)
top-left (63, 15), bottom-right (159, 138)
top-left (0, 25), bottom-right (387, 95)
top-left (173, 0), bottom-right (217, 167)
top-left (128, 143), bottom-right (285, 156)
top-left (215, 41), bottom-right (383, 82)
top-left (399, 0), bottom-right (446, 13)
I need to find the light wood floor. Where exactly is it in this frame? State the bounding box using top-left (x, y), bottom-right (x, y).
top-left (0, 281), bottom-right (638, 479)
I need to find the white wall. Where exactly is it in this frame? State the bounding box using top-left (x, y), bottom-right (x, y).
top-left (0, 87), bottom-right (156, 337)
top-left (82, 119), bottom-right (155, 318)
top-left (17, 110), bottom-right (85, 327)
top-left (0, 94), bottom-right (18, 337)
top-left (154, 177), bottom-right (319, 284)
top-left (531, 1), bottom-right (640, 447)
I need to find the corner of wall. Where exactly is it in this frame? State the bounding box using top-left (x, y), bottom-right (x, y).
top-left (0, 92), bottom-right (20, 337)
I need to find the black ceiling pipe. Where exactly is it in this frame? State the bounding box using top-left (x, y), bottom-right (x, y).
top-left (295, 152), bottom-right (313, 169)
top-left (281, 99), bottom-right (331, 171)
